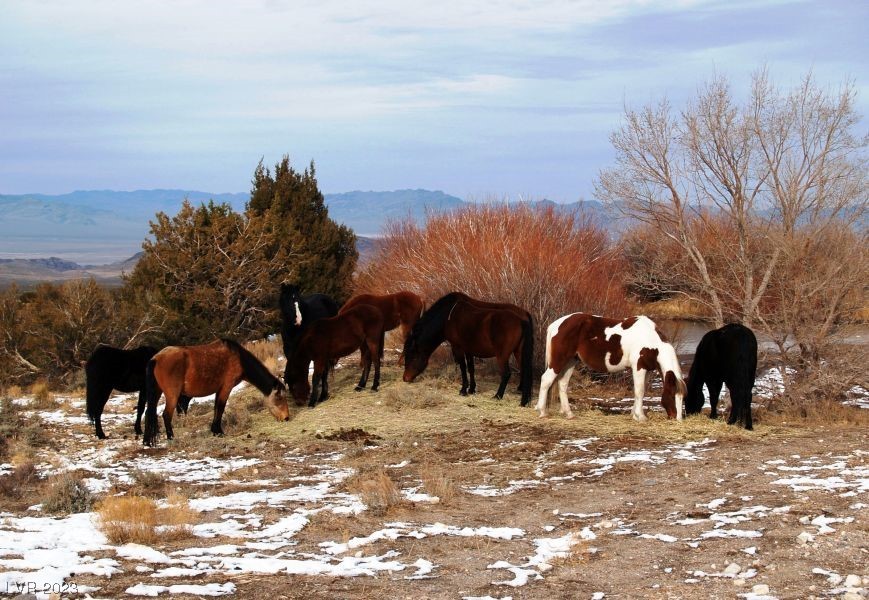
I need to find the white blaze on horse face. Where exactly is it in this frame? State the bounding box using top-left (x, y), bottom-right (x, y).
top-left (294, 302), bottom-right (302, 326)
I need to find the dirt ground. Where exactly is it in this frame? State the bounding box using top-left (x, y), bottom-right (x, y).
top-left (2, 359), bottom-right (867, 600)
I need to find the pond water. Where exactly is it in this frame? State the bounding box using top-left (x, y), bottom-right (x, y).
top-left (657, 319), bottom-right (868, 360)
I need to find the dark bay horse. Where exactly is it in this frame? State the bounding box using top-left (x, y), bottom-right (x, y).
top-left (142, 339), bottom-right (289, 446)
top-left (279, 283), bottom-right (339, 384)
top-left (402, 294), bottom-right (534, 405)
top-left (685, 323), bottom-right (757, 430)
top-left (339, 291), bottom-right (424, 363)
top-left (286, 305), bottom-right (385, 407)
top-left (85, 344), bottom-right (188, 439)
top-left (536, 313), bottom-right (686, 421)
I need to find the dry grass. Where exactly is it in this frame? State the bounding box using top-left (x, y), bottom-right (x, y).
top-left (130, 469), bottom-right (168, 498)
top-left (0, 461), bottom-right (39, 500)
top-left (419, 463), bottom-right (457, 505)
top-left (30, 380), bottom-right (55, 410)
top-left (97, 495), bottom-right (159, 544)
top-left (41, 472), bottom-right (94, 514)
top-left (757, 397), bottom-right (869, 428)
top-left (245, 338), bottom-right (283, 374)
top-left (639, 297), bottom-right (712, 320)
top-left (350, 468), bottom-right (403, 516)
top-left (156, 491), bottom-right (199, 541)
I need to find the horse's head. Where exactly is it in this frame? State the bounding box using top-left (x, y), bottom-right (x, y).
top-left (264, 382), bottom-right (290, 421)
top-left (661, 370), bottom-right (687, 419)
top-left (280, 283), bottom-right (303, 327)
top-left (401, 334), bottom-right (428, 382)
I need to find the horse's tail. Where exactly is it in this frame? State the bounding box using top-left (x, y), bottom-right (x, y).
top-left (519, 317), bottom-right (534, 406)
top-left (142, 358), bottom-right (161, 447)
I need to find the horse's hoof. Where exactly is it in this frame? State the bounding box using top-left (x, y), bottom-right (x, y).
top-left (565, 413), bottom-right (576, 420)
top-left (493, 394), bottom-right (503, 400)
top-left (370, 386), bottom-right (379, 392)
top-left (459, 390), bottom-right (468, 396)
top-left (538, 413), bottom-right (548, 418)
top-left (354, 386), bottom-right (365, 392)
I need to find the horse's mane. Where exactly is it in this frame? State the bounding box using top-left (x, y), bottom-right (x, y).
top-left (405, 292), bottom-right (460, 351)
top-left (221, 338), bottom-right (283, 394)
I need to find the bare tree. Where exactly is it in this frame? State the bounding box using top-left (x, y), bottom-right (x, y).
top-left (596, 69), bottom-right (867, 375)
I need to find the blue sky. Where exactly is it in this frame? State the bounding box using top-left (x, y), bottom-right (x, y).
top-left (1, 0), bottom-right (866, 201)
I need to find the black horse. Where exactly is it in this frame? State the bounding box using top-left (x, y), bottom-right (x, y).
top-left (685, 323), bottom-right (758, 430)
top-left (279, 284), bottom-right (340, 385)
top-left (85, 344), bottom-right (192, 439)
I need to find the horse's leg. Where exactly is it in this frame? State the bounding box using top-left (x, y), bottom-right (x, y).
top-left (708, 380), bottom-right (723, 420)
top-left (163, 394), bottom-right (178, 440)
top-left (308, 369), bottom-right (321, 408)
top-left (453, 348), bottom-right (469, 396)
top-left (513, 349), bottom-right (522, 393)
top-left (493, 356), bottom-right (511, 400)
top-left (370, 340), bottom-right (381, 392)
top-left (210, 390), bottom-right (228, 436)
top-left (397, 323), bottom-right (410, 366)
top-left (177, 395), bottom-right (192, 415)
top-left (355, 345), bottom-right (372, 391)
top-left (317, 360), bottom-right (331, 404)
top-left (89, 384), bottom-right (112, 439)
top-left (134, 388), bottom-right (147, 436)
top-left (536, 367), bottom-right (559, 418)
top-left (631, 368), bottom-right (649, 422)
top-left (557, 365), bottom-right (576, 419)
top-left (467, 356), bottom-right (476, 394)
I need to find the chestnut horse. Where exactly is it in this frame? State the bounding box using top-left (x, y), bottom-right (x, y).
top-left (402, 293), bottom-right (534, 405)
top-left (685, 323), bottom-right (757, 430)
top-left (279, 284), bottom-right (339, 384)
top-left (536, 313), bottom-right (686, 421)
top-left (286, 305), bottom-right (385, 407)
top-left (142, 339), bottom-right (289, 446)
top-left (339, 291), bottom-right (423, 363)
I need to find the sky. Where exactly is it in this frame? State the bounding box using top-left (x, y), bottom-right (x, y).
top-left (1, 0), bottom-right (866, 202)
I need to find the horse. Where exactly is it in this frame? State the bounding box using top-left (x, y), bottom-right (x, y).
top-left (339, 291), bottom-right (424, 363)
top-left (685, 323), bottom-right (757, 430)
top-left (279, 283), bottom-right (340, 384)
top-left (285, 305), bottom-right (385, 407)
top-left (536, 313), bottom-right (686, 421)
top-left (142, 339), bottom-right (289, 447)
top-left (402, 294), bottom-right (534, 405)
top-left (85, 344), bottom-right (188, 439)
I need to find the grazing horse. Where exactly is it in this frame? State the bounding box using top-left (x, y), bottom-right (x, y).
top-left (286, 305), bottom-right (385, 407)
top-left (85, 344), bottom-right (190, 439)
top-left (339, 291), bottom-right (424, 363)
top-left (402, 294), bottom-right (534, 406)
top-left (279, 283), bottom-right (340, 384)
top-left (142, 339), bottom-right (289, 447)
top-left (536, 313), bottom-right (686, 421)
top-left (685, 323), bottom-right (757, 430)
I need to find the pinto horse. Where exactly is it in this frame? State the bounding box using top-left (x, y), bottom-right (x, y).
top-left (339, 291), bottom-right (423, 363)
top-left (279, 283), bottom-right (339, 384)
top-left (286, 305), bottom-right (385, 407)
top-left (85, 344), bottom-right (191, 439)
top-left (536, 313), bottom-right (686, 421)
top-left (402, 294), bottom-right (534, 405)
top-left (685, 323), bottom-right (757, 430)
top-left (142, 339), bottom-right (289, 446)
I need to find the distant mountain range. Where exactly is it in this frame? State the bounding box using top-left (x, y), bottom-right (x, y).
top-left (0, 188), bottom-right (615, 285)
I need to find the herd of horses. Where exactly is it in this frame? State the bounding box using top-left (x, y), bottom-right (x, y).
top-left (85, 286), bottom-right (759, 447)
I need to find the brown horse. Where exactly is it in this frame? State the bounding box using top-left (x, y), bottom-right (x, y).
top-left (286, 305), bottom-right (385, 407)
top-left (142, 339), bottom-right (289, 446)
top-left (339, 291), bottom-right (423, 363)
top-left (402, 294), bottom-right (534, 405)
